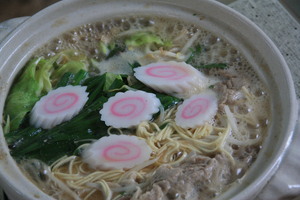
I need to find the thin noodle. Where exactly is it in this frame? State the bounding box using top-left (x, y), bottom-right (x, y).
top-left (83, 189), bottom-right (97, 200)
top-left (49, 107), bottom-right (238, 199)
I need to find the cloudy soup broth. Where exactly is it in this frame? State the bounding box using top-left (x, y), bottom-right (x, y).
top-left (3, 15), bottom-right (271, 200)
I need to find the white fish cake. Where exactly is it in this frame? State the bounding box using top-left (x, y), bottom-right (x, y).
top-left (175, 93), bottom-right (218, 129)
top-left (82, 135), bottom-right (152, 170)
top-left (134, 61), bottom-right (208, 95)
top-left (30, 85), bottom-right (88, 129)
top-left (100, 90), bottom-right (161, 128)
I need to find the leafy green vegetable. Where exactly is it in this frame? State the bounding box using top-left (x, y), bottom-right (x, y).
top-left (83, 72), bottom-right (125, 103)
top-left (155, 93), bottom-right (181, 110)
top-left (4, 50), bottom-right (88, 132)
top-left (186, 43), bottom-right (227, 69)
top-left (55, 69), bottom-right (88, 88)
top-left (103, 73), bottom-right (123, 92)
top-left (102, 73), bottom-right (181, 118)
top-left (159, 123), bottom-right (168, 130)
top-left (53, 62), bottom-right (59, 70)
top-left (152, 93), bottom-right (181, 119)
top-left (84, 75), bottom-right (106, 105)
top-left (125, 32), bottom-right (165, 46)
top-left (128, 61), bottom-right (141, 71)
top-left (119, 191), bottom-right (126, 196)
top-left (51, 60), bottom-right (86, 81)
top-left (90, 58), bottom-right (101, 69)
top-left (195, 43), bottom-right (202, 53)
top-left (5, 71), bottom-right (129, 163)
top-left (73, 146), bottom-right (85, 156)
top-left (186, 48), bottom-right (195, 63)
top-left (162, 40), bottom-right (172, 47)
top-left (49, 49), bottom-right (86, 84)
top-left (186, 43), bottom-right (202, 63)
top-left (3, 115), bottom-right (10, 134)
top-left (4, 58), bottom-right (44, 131)
top-left (55, 72), bottom-right (75, 88)
top-left (59, 49), bottom-right (87, 62)
top-left (33, 58), bottom-right (51, 95)
top-left (8, 97), bottom-right (109, 164)
top-left (194, 63), bottom-right (227, 69)
top-left (37, 50), bottom-right (86, 94)
top-left (105, 46), bottom-right (125, 60)
top-left (106, 79), bottom-right (127, 98)
top-left (209, 85), bottom-right (215, 89)
top-left (5, 59), bottom-right (181, 164)
top-left (5, 75), bottom-right (109, 164)
top-left (72, 69), bottom-right (88, 86)
top-left (99, 41), bottom-right (109, 55)
top-left (94, 42), bottom-right (126, 62)
top-left (85, 71), bottom-right (181, 118)
top-left (130, 81), bottom-right (153, 93)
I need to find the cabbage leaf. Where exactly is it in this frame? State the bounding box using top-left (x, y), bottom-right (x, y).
top-left (50, 50), bottom-right (87, 83)
top-left (103, 73), bottom-right (123, 92)
top-left (125, 32), bottom-right (166, 46)
top-left (4, 50), bottom-right (87, 131)
top-left (51, 60), bottom-right (86, 81)
top-left (4, 58), bottom-right (44, 131)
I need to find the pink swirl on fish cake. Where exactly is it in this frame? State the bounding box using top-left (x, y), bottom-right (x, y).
top-left (175, 93), bottom-right (218, 129)
top-left (103, 141), bottom-right (141, 161)
top-left (181, 98), bottom-right (209, 119)
top-left (100, 91), bottom-right (161, 128)
top-left (110, 97), bottom-right (146, 119)
top-left (44, 93), bottom-right (79, 114)
top-left (145, 65), bottom-right (188, 80)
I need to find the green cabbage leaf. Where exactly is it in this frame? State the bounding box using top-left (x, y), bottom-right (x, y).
top-left (4, 58), bottom-right (42, 132)
top-left (3, 50), bottom-right (87, 132)
top-left (125, 32), bottom-right (167, 46)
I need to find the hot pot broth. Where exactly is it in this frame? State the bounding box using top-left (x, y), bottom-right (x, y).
top-left (2, 15), bottom-right (270, 200)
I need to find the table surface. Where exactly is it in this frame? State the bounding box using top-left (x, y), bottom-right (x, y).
top-left (0, 0), bottom-right (299, 200)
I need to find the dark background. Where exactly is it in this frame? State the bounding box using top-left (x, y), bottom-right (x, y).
top-left (0, 0), bottom-right (61, 23)
top-left (0, 0), bottom-right (299, 23)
